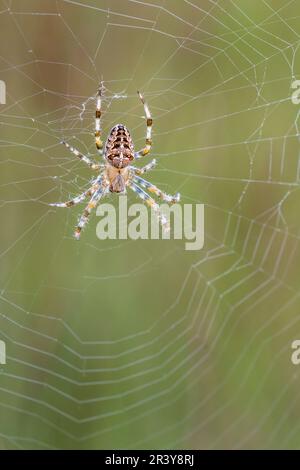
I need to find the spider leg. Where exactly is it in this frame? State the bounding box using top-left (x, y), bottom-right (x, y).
top-left (132, 174), bottom-right (180, 204)
top-left (134, 91), bottom-right (152, 159)
top-left (128, 181), bottom-right (169, 231)
top-left (74, 183), bottom-right (108, 239)
top-left (49, 179), bottom-right (101, 208)
top-left (61, 141), bottom-right (103, 170)
top-left (131, 159), bottom-right (156, 175)
top-left (95, 83), bottom-right (104, 157)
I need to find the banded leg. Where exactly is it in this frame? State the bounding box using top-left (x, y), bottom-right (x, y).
top-left (135, 91), bottom-right (153, 159)
top-left (74, 184), bottom-right (107, 239)
top-left (49, 180), bottom-right (100, 208)
top-left (128, 181), bottom-right (169, 232)
top-left (133, 174), bottom-right (180, 204)
top-left (95, 83), bottom-right (104, 156)
top-left (61, 141), bottom-right (103, 170)
top-left (131, 159), bottom-right (156, 175)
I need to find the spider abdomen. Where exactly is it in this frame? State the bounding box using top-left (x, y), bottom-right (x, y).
top-left (105, 124), bottom-right (134, 169)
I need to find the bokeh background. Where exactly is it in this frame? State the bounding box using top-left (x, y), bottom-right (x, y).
top-left (0, 0), bottom-right (300, 449)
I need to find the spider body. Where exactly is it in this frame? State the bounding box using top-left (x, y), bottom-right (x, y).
top-left (50, 85), bottom-right (180, 239)
top-left (105, 124), bottom-right (134, 193)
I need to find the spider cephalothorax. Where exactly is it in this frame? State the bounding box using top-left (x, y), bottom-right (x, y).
top-left (50, 84), bottom-right (180, 239)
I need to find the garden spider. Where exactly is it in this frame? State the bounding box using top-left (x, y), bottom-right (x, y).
top-left (50, 84), bottom-right (180, 239)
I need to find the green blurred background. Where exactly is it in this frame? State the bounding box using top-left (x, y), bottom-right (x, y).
top-left (0, 0), bottom-right (300, 449)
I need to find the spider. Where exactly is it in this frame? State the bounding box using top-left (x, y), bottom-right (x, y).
top-left (50, 84), bottom-right (180, 239)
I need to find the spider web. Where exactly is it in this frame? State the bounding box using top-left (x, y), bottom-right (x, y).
top-left (0, 0), bottom-right (300, 450)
